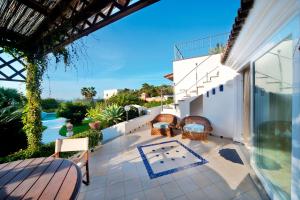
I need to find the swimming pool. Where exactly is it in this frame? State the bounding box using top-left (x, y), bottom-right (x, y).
top-left (41, 112), bottom-right (57, 121)
top-left (41, 112), bottom-right (66, 144)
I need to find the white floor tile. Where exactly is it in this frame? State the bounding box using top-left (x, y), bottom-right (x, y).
top-left (79, 127), bottom-right (263, 200)
top-left (144, 186), bottom-right (166, 200)
top-left (161, 181), bottom-right (184, 200)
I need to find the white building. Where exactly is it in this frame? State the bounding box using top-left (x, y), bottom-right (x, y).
top-left (103, 89), bottom-right (120, 99)
top-left (164, 0), bottom-right (300, 199)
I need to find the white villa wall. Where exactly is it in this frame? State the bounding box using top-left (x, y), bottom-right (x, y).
top-left (177, 97), bottom-right (194, 118)
top-left (173, 53), bottom-right (238, 101)
top-left (102, 122), bottom-right (126, 142)
top-left (103, 89), bottom-right (120, 99)
top-left (102, 106), bottom-right (161, 142)
top-left (172, 52), bottom-right (240, 139)
top-left (225, 0), bottom-right (300, 71)
top-left (161, 105), bottom-right (178, 116)
top-left (125, 106), bottom-right (161, 134)
top-left (224, 1), bottom-right (300, 199)
top-left (190, 96), bottom-right (203, 116)
top-left (202, 79), bottom-right (236, 139)
top-left (173, 54), bottom-right (222, 102)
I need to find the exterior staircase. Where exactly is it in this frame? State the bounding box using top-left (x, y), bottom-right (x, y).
top-left (172, 54), bottom-right (238, 117)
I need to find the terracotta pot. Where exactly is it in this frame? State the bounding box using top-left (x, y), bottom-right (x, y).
top-left (66, 122), bottom-right (73, 131)
top-left (89, 121), bottom-right (100, 130)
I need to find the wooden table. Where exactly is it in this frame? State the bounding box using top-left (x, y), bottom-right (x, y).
top-left (0, 157), bottom-right (82, 200)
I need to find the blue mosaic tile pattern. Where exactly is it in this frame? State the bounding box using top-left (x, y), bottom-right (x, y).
top-left (137, 140), bottom-right (208, 179)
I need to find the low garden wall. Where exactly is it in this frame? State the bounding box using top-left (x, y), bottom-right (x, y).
top-left (102, 106), bottom-right (161, 142)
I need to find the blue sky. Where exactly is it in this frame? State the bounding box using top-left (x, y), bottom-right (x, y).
top-left (0, 0), bottom-right (240, 100)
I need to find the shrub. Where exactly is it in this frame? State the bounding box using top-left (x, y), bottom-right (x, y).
top-left (57, 102), bottom-right (87, 125)
top-left (86, 102), bottom-right (105, 122)
top-left (143, 99), bottom-right (173, 108)
top-left (100, 104), bottom-right (124, 126)
top-left (41, 98), bottom-right (59, 112)
top-left (125, 106), bottom-right (140, 120)
top-left (0, 106), bottom-right (27, 157)
top-left (0, 88), bottom-right (27, 157)
top-left (0, 129), bottom-right (102, 164)
top-left (106, 92), bottom-right (142, 107)
top-left (73, 99), bottom-right (95, 108)
top-left (143, 101), bottom-right (162, 108)
top-left (0, 87), bottom-right (25, 108)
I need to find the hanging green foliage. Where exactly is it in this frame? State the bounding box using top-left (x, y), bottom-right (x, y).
top-left (22, 59), bottom-right (45, 152)
top-left (2, 45), bottom-right (74, 153)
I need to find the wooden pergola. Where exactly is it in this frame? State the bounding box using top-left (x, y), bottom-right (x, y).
top-left (0, 0), bottom-right (159, 152)
top-left (0, 0), bottom-right (159, 82)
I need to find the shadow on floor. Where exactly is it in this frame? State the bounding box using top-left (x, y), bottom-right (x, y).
top-left (219, 148), bottom-right (244, 165)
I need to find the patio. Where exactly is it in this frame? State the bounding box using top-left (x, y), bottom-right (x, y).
top-left (78, 126), bottom-right (263, 200)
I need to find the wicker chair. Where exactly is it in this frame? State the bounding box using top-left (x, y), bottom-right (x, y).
top-left (180, 116), bottom-right (213, 140)
top-left (150, 114), bottom-right (177, 137)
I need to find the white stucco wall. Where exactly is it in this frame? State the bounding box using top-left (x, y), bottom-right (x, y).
top-left (173, 54), bottom-right (238, 103)
top-left (190, 96), bottom-right (203, 116)
top-left (103, 89), bottom-right (120, 99)
top-left (224, 1), bottom-right (300, 199)
top-left (225, 0), bottom-right (300, 71)
top-left (102, 106), bottom-right (161, 142)
top-left (172, 52), bottom-right (240, 139)
top-left (202, 79), bottom-right (236, 139)
top-left (173, 54), bottom-right (222, 102)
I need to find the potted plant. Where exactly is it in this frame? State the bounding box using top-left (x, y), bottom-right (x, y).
top-left (89, 121), bottom-right (101, 130)
top-left (66, 119), bottom-right (74, 137)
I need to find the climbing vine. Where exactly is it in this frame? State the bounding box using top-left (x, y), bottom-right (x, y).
top-left (22, 58), bottom-right (45, 152)
top-left (3, 45), bottom-right (74, 153)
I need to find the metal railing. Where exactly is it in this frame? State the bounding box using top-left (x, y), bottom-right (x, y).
top-left (174, 32), bottom-right (229, 61)
top-left (186, 65), bottom-right (220, 93)
top-left (175, 65), bottom-right (220, 96)
top-left (174, 55), bottom-right (213, 87)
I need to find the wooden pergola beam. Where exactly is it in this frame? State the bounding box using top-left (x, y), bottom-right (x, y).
top-left (0, 0), bottom-right (159, 56)
top-left (29, 0), bottom-right (75, 44)
top-left (0, 28), bottom-right (26, 42)
top-left (39, 0), bottom-right (113, 48)
top-left (51, 0), bottom-right (159, 51)
top-left (18, 0), bottom-right (49, 15)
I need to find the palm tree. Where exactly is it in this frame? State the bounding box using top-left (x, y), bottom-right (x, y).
top-left (81, 87), bottom-right (97, 101)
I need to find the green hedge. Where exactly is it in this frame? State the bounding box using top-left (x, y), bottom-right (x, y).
top-left (143, 99), bottom-right (173, 108)
top-left (0, 130), bottom-right (102, 164)
top-left (41, 98), bottom-right (60, 112)
top-left (57, 102), bottom-right (87, 125)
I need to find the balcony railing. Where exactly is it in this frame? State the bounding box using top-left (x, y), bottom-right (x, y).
top-left (174, 32), bottom-right (229, 61)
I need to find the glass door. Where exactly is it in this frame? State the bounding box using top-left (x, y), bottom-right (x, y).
top-left (253, 36), bottom-right (293, 200)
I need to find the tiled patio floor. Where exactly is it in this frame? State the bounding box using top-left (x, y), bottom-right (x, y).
top-left (78, 126), bottom-right (263, 200)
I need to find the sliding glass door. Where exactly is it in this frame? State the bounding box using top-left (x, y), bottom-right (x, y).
top-left (253, 36), bottom-right (293, 200)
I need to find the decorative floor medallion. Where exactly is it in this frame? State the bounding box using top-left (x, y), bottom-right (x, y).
top-left (137, 140), bottom-right (208, 179)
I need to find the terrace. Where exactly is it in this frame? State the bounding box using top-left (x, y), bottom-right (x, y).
top-left (78, 124), bottom-right (263, 200)
top-left (1, 0), bottom-right (294, 199)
